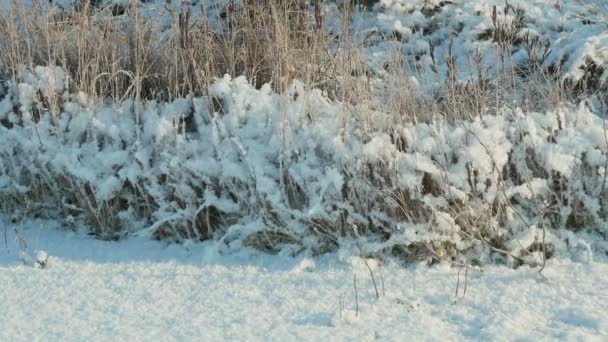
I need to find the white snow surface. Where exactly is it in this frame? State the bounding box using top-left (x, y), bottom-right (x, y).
top-left (1, 219), bottom-right (607, 341)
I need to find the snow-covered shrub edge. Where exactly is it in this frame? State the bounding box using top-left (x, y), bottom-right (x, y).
top-left (0, 70), bottom-right (606, 265)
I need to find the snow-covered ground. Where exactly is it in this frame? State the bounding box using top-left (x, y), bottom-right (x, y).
top-left (1, 219), bottom-right (606, 341)
top-left (1, 2), bottom-right (607, 340)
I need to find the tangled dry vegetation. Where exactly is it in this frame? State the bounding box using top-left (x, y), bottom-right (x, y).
top-left (0, 0), bottom-right (360, 101)
top-left (1, 1), bottom-right (605, 115)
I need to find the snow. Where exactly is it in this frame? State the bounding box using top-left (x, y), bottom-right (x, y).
top-left (1, 71), bottom-right (607, 260)
top-left (0, 2), bottom-right (607, 339)
top-left (0, 219), bottom-right (607, 341)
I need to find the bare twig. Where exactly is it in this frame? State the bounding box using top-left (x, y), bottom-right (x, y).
top-left (355, 241), bottom-right (380, 299)
top-left (378, 263), bottom-right (386, 297)
top-left (353, 273), bottom-right (359, 317)
top-left (339, 293), bottom-right (344, 320)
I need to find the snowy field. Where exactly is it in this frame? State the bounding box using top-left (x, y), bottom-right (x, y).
top-left (1, 1), bottom-right (608, 340)
top-left (1, 219), bottom-right (607, 341)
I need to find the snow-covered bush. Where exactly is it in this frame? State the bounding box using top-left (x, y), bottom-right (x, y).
top-left (352, 0), bottom-right (608, 98)
top-left (1, 70), bottom-right (606, 265)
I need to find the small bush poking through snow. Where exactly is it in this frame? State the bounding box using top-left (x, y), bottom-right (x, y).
top-left (35, 250), bottom-right (48, 269)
